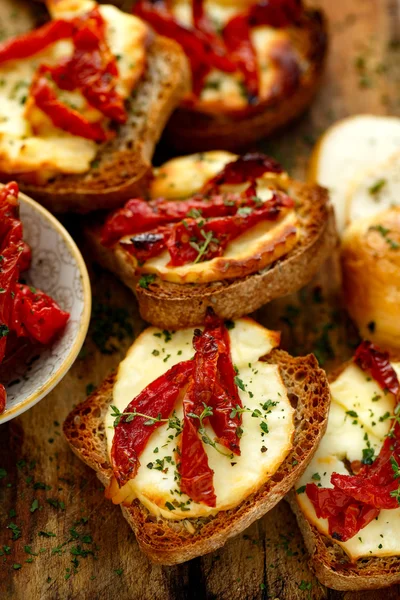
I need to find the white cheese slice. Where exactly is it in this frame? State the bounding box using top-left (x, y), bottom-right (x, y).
top-left (296, 362), bottom-right (400, 560)
top-left (105, 318), bottom-right (294, 520)
top-left (151, 151), bottom-right (238, 199)
top-left (0, 1), bottom-right (147, 178)
top-left (309, 115), bottom-right (400, 233)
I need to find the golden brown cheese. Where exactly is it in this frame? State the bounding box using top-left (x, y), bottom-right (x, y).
top-left (341, 207), bottom-right (400, 350)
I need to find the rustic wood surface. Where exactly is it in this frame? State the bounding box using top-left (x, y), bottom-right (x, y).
top-left (1, 1), bottom-right (400, 598)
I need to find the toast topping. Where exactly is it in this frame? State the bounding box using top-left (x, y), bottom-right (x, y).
top-left (134, 0), bottom-right (304, 112)
top-left (101, 153), bottom-right (299, 284)
top-left (0, 1), bottom-right (148, 180)
top-left (0, 183), bottom-right (69, 413)
top-left (297, 343), bottom-right (400, 560)
top-left (105, 317), bottom-right (294, 520)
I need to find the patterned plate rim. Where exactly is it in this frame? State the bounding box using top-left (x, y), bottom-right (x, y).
top-left (0, 190), bottom-right (92, 424)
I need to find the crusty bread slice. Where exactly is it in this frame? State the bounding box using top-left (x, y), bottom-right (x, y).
top-left (85, 179), bottom-right (338, 329)
top-left (63, 349), bottom-right (330, 565)
top-left (287, 361), bottom-right (400, 591)
top-left (287, 493), bottom-right (400, 591)
top-left (4, 36), bottom-right (189, 213)
top-left (164, 9), bottom-right (327, 152)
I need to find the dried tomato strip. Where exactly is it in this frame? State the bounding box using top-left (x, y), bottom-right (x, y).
top-left (166, 192), bottom-right (294, 266)
top-left (0, 19), bottom-right (74, 64)
top-left (46, 7), bottom-right (126, 124)
top-left (306, 483), bottom-right (379, 542)
top-left (247, 0), bottom-right (303, 28)
top-left (101, 193), bottom-right (244, 247)
top-left (111, 360), bottom-right (193, 487)
top-left (0, 183), bottom-right (23, 366)
top-left (31, 74), bottom-right (109, 142)
top-left (202, 153), bottom-right (283, 194)
top-left (306, 341), bottom-right (400, 541)
top-left (11, 284), bottom-right (69, 345)
top-left (179, 324), bottom-right (221, 506)
top-left (354, 341), bottom-right (400, 399)
top-left (206, 313), bottom-right (243, 455)
top-left (134, 0), bottom-right (236, 96)
top-left (223, 16), bottom-right (259, 103)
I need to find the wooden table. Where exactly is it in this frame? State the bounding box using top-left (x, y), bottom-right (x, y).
top-left (1, 1), bottom-right (400, 598)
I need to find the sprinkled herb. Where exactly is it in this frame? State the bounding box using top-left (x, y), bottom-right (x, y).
top-left (139, 274), bottom-right (155, 289)
top-left (346, 410), bottom-right (358, 418)
top-left (234, 376), bottom-right (246, 391)
top-left (86, 383), bottom-right (95, 396)
top-left (368, 178), bottom-right (386, 196)
top-left (0, 324), bottom-right (9, 338)
top-left (369, 224), bottom-right (400, 250)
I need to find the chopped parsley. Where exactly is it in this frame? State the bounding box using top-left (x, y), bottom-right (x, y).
top-left (368, 178), bottom-right (386, 196)
top-left (138, 274), bottom-right (155, 289)
top-left (369, 224), bottom-right (400, 250)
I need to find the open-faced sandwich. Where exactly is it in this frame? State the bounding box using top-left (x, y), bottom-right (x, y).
top-left (290, 341), bottom-right (400, 590)
top-left (0, 0), bottom-right (188, 212)
top-left (64, 311), bottom-right (330, 564)
top-left (132, 0), bottom-right (327, 151)
top-left (86, 150), bottom-right (337, 329)
top-left (0, 182), bottom-right (70, 413)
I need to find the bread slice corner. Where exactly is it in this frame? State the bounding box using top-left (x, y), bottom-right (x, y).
top-left (63, 349), bottom-right (330, 565)
top-left (287, 492), bottom-right (400, 591)
top-left (287, 361), bottom-right (400, 591)
top-left (16, 36), bottom-right (189, 213)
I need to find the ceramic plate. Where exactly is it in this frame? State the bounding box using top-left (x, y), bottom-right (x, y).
top-left (0, 191), bottom-right (91, 424)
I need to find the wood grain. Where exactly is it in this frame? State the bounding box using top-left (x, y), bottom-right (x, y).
top-left (1, 1), bottom-right (400, 598)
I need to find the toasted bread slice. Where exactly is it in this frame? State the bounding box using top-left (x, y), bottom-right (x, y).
top-left (1, 36), bottom-right (189, 213)
top-left (287, 359), bottom-right (400, 591)
top-left (85, 179), bottom-right (337, 329)
top-left (287, 493), bottom-right (400, 591)
top-left (164, 9), bottom-right (327, 152)
top-left (63, 349), bottom-right (330, 565)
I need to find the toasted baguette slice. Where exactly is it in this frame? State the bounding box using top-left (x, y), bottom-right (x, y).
top-left (63, 349), bottom-right (330, 565)
top-left (164, 9), bottom-right (327, 152)
top-left (287, 359), bottom-right (400, 591)
top-left (4, 36), bottom-right (189, 214)
top-left (85, 179), bottom-right (337, 329)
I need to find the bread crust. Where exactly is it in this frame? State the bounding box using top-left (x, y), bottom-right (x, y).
top-left (63, 349), bottom-right (330, 565)
top-left (164, 9), bottom-right (328, 152)
top-left (85, 180), bottom-right (338, 329)
top-left (0, 36), bottom-right (189, 213)
top-left (287, 356), bottom-right (400, 591)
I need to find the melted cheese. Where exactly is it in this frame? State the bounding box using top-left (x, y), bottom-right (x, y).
top-left (0, 1), bottom-right (148, 180)
top-left (105, 318), bottom-right (295, 520)
top-left (135, 211), bottom-right (298, 284)
top-left (145, 151), bottom-right (298, 284)
top-left (169, 0), bottom-right (305, 111)
top-left (297, 363), bottom-right (400, 561)
top-left (151, 151), bottom-right (238, 199)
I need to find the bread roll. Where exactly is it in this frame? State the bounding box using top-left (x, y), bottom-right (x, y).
top-left (341, 207), bottom-right (400, 349)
